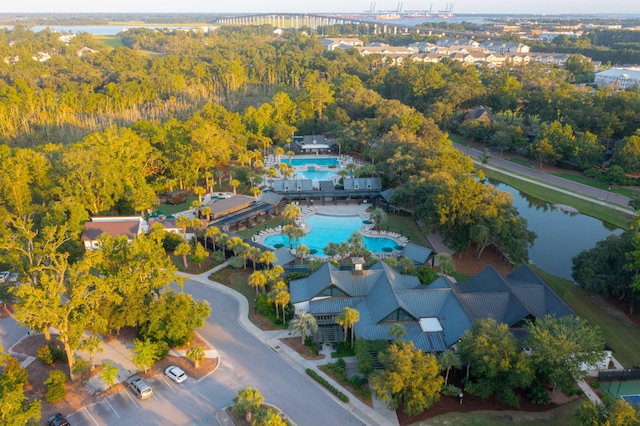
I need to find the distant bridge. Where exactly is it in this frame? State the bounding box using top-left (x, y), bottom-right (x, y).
top-left (215, 13), bottom-right (492, 39)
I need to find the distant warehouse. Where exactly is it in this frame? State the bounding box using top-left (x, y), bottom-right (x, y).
top-left (594, 67), bottom-right (640, 90)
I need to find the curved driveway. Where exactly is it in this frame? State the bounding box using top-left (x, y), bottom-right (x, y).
top-left (183, 278), bottom-right (368, 426)
top-left (452, 141), bottom-right (634, 213)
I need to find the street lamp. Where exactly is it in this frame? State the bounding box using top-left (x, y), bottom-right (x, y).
top-left (606, 187), bottom-right (611, 201)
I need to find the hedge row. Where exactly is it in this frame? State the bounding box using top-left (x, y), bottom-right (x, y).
top-left (306, 368), bottom-right (349, 403)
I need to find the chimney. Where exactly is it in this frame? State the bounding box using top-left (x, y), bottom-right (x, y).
top-left (352, 257), bottom-right (366, 275)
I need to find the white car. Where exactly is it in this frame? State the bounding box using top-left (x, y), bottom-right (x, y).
top-left (164, 366), bottom-right (187, 384)
top-left (0, 271), bottom-right (9, 282)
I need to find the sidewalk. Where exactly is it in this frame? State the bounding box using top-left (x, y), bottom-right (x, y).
top-left (182, 269), bottom-right (399, 426)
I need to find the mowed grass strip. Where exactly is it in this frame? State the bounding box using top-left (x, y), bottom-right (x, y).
top-left (551, 172), bottom-right (639, 198)
top-left (535, 267), bottom-right (640, 367)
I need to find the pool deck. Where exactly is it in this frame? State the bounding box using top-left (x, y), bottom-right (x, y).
top-left (253, 204), bottom-right (408, 260)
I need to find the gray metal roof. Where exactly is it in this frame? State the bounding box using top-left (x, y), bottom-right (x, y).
top-left (259, 192), bottom-right (284, 206)
top-left (272, 247), bottom-right (296, 267)
top-left (309, 297), bottom-right (363, 315)
top-left (343, 177), bottom-right (382, 191)
top-left (401, 242), bottom-right (435, 264)
top-left (271, 179), bottom-right (314, 192)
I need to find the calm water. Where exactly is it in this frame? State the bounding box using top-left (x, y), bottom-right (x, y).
top-left (283, 157), bottom-right (339, 167)
top-left (264, 214), bottom-right (397, 255)
top-left (492, 181), bottom-right (622, 281)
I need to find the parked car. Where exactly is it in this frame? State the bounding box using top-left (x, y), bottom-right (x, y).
top-left (126, 375), bottom-right (153, 400)
top-left (164, 365), bottom-right (187, 384)
top-left (0, 271), bottom-right (9, 282)
top-left (8, 272), bottom-right (18, 282)
top-left (48, 413), bottom-right (70, 426)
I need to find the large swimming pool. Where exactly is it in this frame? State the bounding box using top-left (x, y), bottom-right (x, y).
top-left (263, 214), bottom-right (397, 255)
top-left (293, 166), bottom-right (338, 182)
top-left (282, 157), bottom-right (339, 167)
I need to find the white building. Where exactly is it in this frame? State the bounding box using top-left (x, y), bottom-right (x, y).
top-left (594, 67), bottom-right (640, 90)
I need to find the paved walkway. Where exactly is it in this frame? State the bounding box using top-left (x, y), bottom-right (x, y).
top-left (181, 265), bottom-right (400, 426)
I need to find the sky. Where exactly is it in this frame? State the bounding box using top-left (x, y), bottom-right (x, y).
top-left (4, 1), bottom-right (640, 15)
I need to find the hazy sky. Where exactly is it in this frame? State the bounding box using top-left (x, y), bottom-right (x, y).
top-left (5, 0), bottom-right (640, 15)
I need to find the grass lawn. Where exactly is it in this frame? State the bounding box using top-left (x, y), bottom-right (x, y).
top-left (484, 169), bottom-right (632, 230)
top-left (509, 158), bottom-right (533, 168)
top-left (152, 196), bottom-right (199, 216)
top-left (535, 267), bottom-right (640, 367)
top-left (169, 251), bottom-right (224, 274)
top-left (417, 399), bottom-right (582, 426)
top-left (551, 172), bottom-right (639, 199)
top-left (94, 35), bottom-right (124, 48)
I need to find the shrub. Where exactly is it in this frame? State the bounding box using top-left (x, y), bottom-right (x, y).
top-left (51, 345), bottom-right (67, 363)
top-left (37, 345), bottom-right (54, 365)
top-left (306, 368), bottom-right (349, 403)
top-left (442, 384), bottom-right (462, 396)
top-left (163, 232), bottom-right (184, 251)
top-left (99, 361), bottom-right (119, 388)
top-left (187, 346), bottom-right (205, 368)
top-left (44, 370), bottom-right (68, 404)
top-left (72, 357), bottom-right (90, 376)
top-left (527, 383), bottom-right (552, 405)
top-left (591, 381), bottom-right (601, 389)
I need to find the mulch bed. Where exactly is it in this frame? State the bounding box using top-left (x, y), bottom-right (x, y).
top-left (395, 374), bottom-right (578, 425)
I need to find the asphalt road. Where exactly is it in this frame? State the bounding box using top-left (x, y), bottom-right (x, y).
top-left (183, 279), bottom-right (365, 426)
top-left (66, 278), bottom-right (364, 426)
top-left (452, 141), bottom-right (633, 210)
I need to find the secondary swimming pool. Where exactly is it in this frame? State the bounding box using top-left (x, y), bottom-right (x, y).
top-left (293, 166), bottom-right (338, 182)
top-left (282, 157), bottom-right (339, 167)
top-left (263, 214), bottom-right (397, 255)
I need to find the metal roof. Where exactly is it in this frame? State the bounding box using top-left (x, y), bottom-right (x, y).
top-left (401, 242), bottom-right (434, 264)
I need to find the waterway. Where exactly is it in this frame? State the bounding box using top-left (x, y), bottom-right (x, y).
top-left (491, 180), bottom-right (622, 281)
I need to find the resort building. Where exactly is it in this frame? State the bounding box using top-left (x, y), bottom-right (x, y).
top-left (81, 216), bottom-right (148, 250)
top-left (321, 38), bottom-right (364, 51)
top-left (290, 261), bottom-right (574, 352)
top-left (205, 192), bottom-right (285, 232)
top-left (291, 135), bottom-right (336, 154)
top-left (148, 217), bottom-right (208, 242)
top-left (594, 67), bottom-right (640, 90)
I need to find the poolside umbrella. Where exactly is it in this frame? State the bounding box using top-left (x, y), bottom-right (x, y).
top-left (309, 249), bottom-right (318, 254)
top-left (274, 243), bottom-right (285, 249)
top-left (382, 247), bottom-right (393, 253)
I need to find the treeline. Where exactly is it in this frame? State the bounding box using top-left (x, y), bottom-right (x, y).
top-left (0, 13), bottom-right (221, 26)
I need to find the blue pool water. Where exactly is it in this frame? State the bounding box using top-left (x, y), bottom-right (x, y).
top-left (264, 214), bottom-right (397, 255)
top-left (282, 157), bottom-right (339, 167)
top-left (293, 167), bottom-right (337, 181)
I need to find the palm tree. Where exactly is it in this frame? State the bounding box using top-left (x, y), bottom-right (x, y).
top-left (292, 227), bottom-right (307, 250)
top-left (233, 387), bottom-right (264, 423)
top-left (176, 216), bottom-right (191, 238)
top-left (79, 335), bottom-right (103, 371)
top-left (369, 207), bottom-right (387, 231)
top-left (204, 226), bottom-right (220, 251)
top-left (230, 179), bottom-right (241, 195)
top-left (259, 250), bottom-right (277, 269)
top-left (239, 243), bottom-right (251, 269)
top-left (346, 162), bottom-right (357, 177)
top-left (389, 323), bottom-right (406, 343)
top-left (194, 186), bottom-right (206, 202)
top-left (251, 186), bottom-right (261, 201)
top-left (289, 311), bottom-right (318, 344)
top-left (227, 236), bottom-right (244, 257)
top-left (200, 206), bottom-right (211, 222)
top-left (276, 290), bottom-right (290, 323)
top-left (248, 246), bottom-right (262, 270)
top-left (438, 349), bottom-right (462, 386)
top-left (248, 271), bottom-right (268, 294)
top-left (338, 168), bottom-right (349, 184)
top-left (296, 244), bottom-right (309, 264)
top-left (218, 234), bottom-right (229, 258)
top-left (335, 307), bottom-right (360, 348)
top-left (324, 242), bottom-right (339, 259)
top-left (283, 203), bottom-right (302, 224)
top-left (175, 242), bottom-right (191, 268)
top-left (274, 146), bottom-right (285, 163)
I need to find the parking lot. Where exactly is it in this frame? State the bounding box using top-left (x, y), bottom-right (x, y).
top-left (66, 373), bottom-right (220, 425)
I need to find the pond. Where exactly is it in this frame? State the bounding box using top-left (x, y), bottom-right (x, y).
top-left (490, 180), bottom-right (623, 281)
